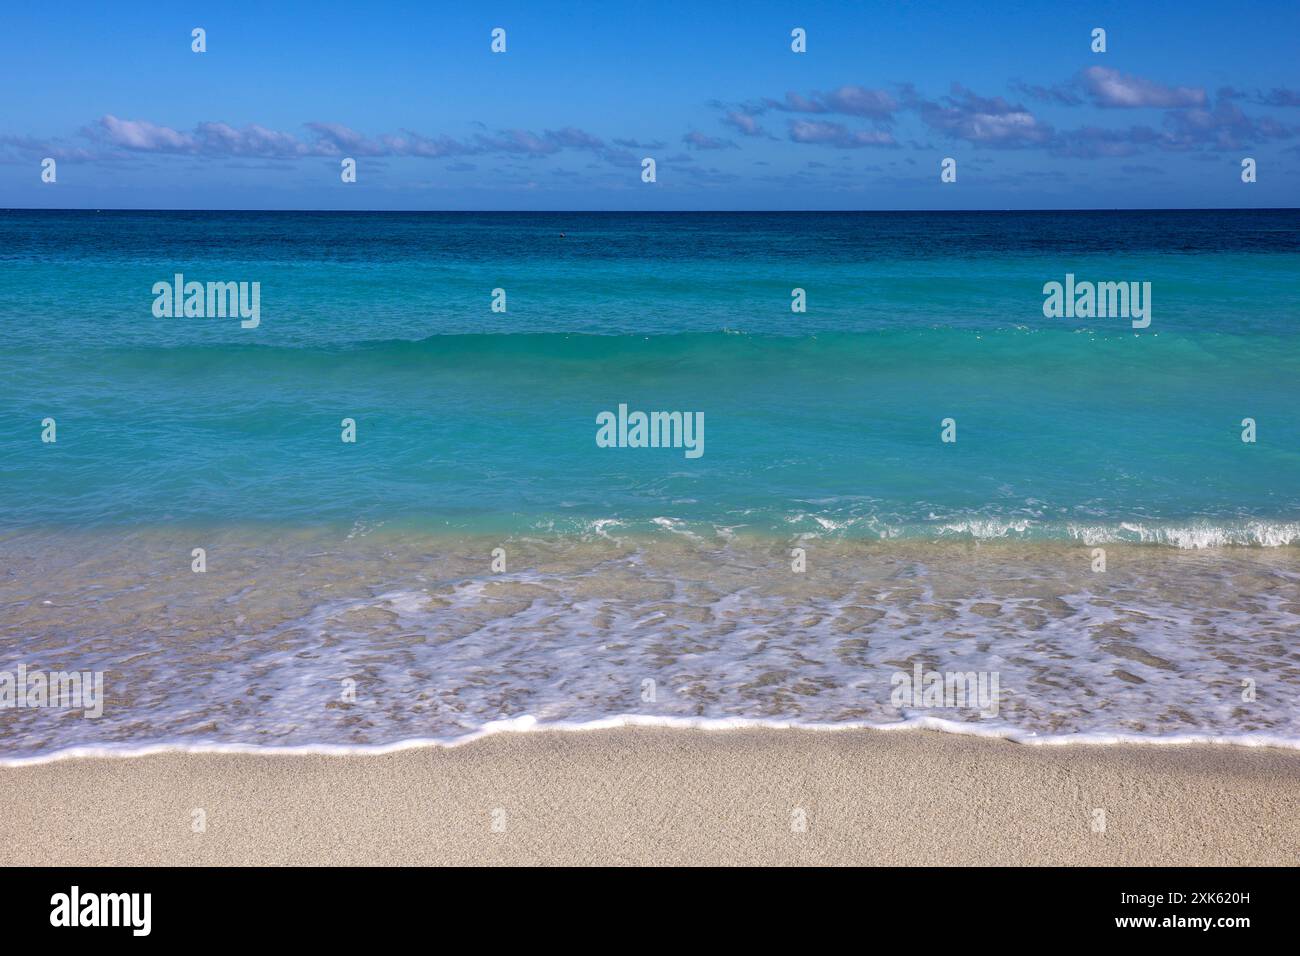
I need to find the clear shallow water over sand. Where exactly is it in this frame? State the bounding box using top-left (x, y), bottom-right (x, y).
top-left (1, 529), bottom-right (1297, 760)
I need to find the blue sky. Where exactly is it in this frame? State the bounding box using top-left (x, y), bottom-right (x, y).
top-left (3, 0), bottom-right (1299, 209)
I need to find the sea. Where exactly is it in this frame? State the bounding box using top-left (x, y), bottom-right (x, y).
top-left (1, 208), bottom-right (1297, 761)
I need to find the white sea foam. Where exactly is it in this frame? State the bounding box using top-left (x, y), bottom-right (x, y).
top-left (1067, 520), bottom-right (1300, 549)
top-left (770, 507), bottom-right (1300, 548)
top-left (2, 538), bottom-right (1297, 763)
top-left (4, 713), bottom-right (1299, 768)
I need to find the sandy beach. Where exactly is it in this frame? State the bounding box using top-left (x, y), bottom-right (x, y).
top-left (2, 727), bottom-right (1297, 866)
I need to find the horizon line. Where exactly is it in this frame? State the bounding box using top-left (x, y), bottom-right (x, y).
top-left (3, 206), bottom-right (1298, 214)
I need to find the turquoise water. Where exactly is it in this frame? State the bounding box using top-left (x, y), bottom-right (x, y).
top-left (2, 209), bottom-right (1300, 758)
top-left (2, 209), bottom-right (1297, 543)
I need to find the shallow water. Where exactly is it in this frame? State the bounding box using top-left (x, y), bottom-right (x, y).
top-left (2, 529), bottom-right (1297, 760)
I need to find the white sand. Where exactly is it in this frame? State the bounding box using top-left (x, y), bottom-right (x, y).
top-left (2, 727), bottom-right (1297, 865)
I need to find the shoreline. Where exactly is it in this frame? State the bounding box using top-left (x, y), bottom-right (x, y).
top-left (4, 532), bottom-right (1297, 752)
top-left (4, 522), bottom-right (1300, 547)
top-left (6, 712), bottom-right (1300, 769)
top-left (2, 726), bottom-right (1297, 866)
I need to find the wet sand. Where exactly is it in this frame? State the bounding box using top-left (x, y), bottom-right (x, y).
top-left (2, 727), bottom-right (1298, 866)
